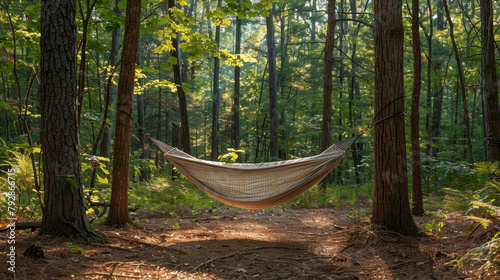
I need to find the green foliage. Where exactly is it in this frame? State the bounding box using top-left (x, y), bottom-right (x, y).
top-left (283, 184), bottom-right (373, 209)
top-left (446, 179), bottom-right (500, 276)
top-left (129, 175), bottom-right (214, 213)
top-left (423, 213), bottom-right (447, 239)
top-left (446, 233), bottom-right (500, 277)
top-left (65, 242), bottom-right (86, 255)
top-left (218, 148), bottom-right (245, 164)
top-left (0, 149), bottom-right (42, 218)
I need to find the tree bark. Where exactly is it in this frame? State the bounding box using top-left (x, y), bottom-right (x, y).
top-left (424, 0), bottom-right (433, 158)
top-left (166, 0), bottom-right (190, 155)
top-left (411, 0), bottom-right (424, 216)
top-left (321, 0), bottom-right (336, 190)
top-left (107, 0), bottom-right (142, 227)
top-left (233, 0), bottom-right (241, 153)
top-left (39, 0), bottom-right (102, 239)
top-left (211, 0), bottom-right (221, 161)
top-left (372, 0), bottom-right (418, 235)
top-left (267, 4), bottom-right (279, 160)
top-left (480, 0), bottom-right (500, 162)
top-left (442, 0), bottom-right (474, 166)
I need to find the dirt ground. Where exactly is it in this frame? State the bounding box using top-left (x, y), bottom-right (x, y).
top-left (1, 206), bottom-right (498, 280)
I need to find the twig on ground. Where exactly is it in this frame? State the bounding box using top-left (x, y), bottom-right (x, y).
top-left (82, 272), bottom-right (141, 278)
top-left (297, 231), bottom-right (329, 236)
top-left (428, 252), bottom-right (438, 280)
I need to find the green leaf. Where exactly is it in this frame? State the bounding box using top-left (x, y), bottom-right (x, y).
top-left (160, 62), bottom-right (172, 71)
top-left (82, 162), bottom-right (90, 172)
top-left (59, 179), bottom-right (67, 190)
top-left (169, 56), bottom-right (178, 65)
top-left (97, 174), bottom-right (108, 184)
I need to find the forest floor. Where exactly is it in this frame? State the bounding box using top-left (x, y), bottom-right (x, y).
top-left (1, 206), bottom-right (498, 280)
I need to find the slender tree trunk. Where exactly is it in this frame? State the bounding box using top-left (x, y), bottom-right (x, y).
top-left (425, 0), bottom-right (433, 158)
top-left (278, 3), bottom-right (289, 160)
top-left (321, 0), bottom-right (336, 190)
top-left (39, 0), bottom-right (103, 239)
top-left (136, 44), bottom-right (150, 181)
top-left (76, 0), bottom-right (96, 125)
top-left (430, 88), bottom-right (443, 156)
top-left (267, 4), bottom-right (279, 160)
top-left (101, 0), bottom-right (122, 159)
top-left (442, 0), bottom-right (474, 166)
top-left (107, 0), bottom-right (142, 227)
top-left (168, 0), bottom-right (190, 154)
top-left (372, 0), bottom-right (418, 235)
top-left (211, 0), bottom-right (221, 161)
top-left (411, 0), bottom-right (424, 216)
top-left (233, 0), bottom-right (241, 153)
top-left (480, 0), bottom-right (500, 162)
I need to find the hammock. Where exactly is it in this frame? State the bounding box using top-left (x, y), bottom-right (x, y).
top-left (147, 134), bottom-right (361, 209)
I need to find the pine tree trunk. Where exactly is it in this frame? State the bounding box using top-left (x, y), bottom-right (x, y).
top-left (481, 0), bottom-right (500, 162)
top-left (411, 0), bottom-right (424, 216)
top-left (39, 0), bottom-right (102, 239)
top-left (372, 0), bottom-right (418, 235)
top-left (107, 0), bottom-right (142, 227)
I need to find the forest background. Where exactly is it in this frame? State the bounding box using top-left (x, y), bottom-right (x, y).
top-left (0, 0), bottom-right (499, 237)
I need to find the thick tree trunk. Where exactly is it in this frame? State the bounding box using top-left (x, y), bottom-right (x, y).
top-left (39, 0), bottom-right (102, 239)
top-left (372, 0), bottom-right (418, 235)
top-left (481, 0), bottom-right (500, 162)
top-left (107, 0), bottom-right (142, 227)
top-left (267, 5), bottom-right (279, 160)
top-left (411, 0), bottom-right (424, 216)
top-left (321, 0), bottom-right (336, 190)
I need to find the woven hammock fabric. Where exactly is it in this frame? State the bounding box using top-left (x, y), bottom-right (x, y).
top-left (148, 135), bottom-right (359, 209)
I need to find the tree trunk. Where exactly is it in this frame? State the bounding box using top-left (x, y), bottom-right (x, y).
top-left (372, 0), bottom-right (418, 235)
top-left (211, 0), bottom-right (221, 161)
top-left (430, 88), bottom-right (443, 156)
top-left (136, 44), bottom-right (150, 181)
top-left (424, 0), bottom-right (433, 158)
top-left (168, 0), bottom-right (190, 155)
top-left (411, 0), bottom-right (424, 216)
top-left (267, 5), bottom-right (279, 160)
top-left (233, 0), bottom-right (241, 153)
top-left (101, 0), bottom-right (122, 159)
top-left (39, 0), bottom-right (102, 239)
top-left (481, 0), bottom-right (500, 162)
top-left (442, 0), bottom-right (474, 166)
top-left (321, 0), bottom-right (336, 190)
top-left (107, 0), bottom-right (142, 227)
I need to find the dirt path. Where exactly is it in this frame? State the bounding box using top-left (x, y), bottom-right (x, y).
top-left (1, 207), bottom-right (496, 279)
